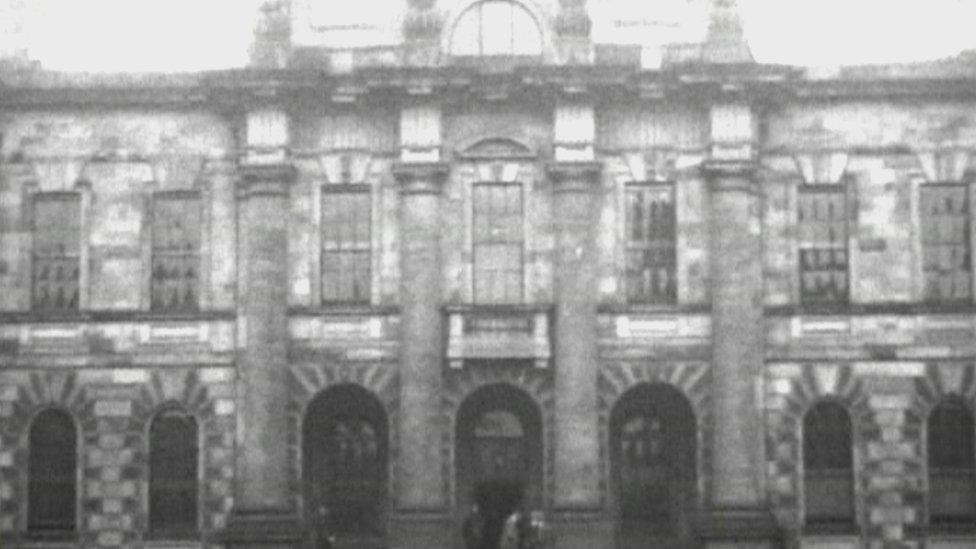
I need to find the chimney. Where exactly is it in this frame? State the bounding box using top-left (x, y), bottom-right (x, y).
top-left (702, 0), bottom-right (754, 64)
top-left (250, 0), bottom-right (292, 69)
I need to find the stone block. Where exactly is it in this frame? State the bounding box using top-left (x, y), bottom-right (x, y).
top-left (215, 398), bottom-right (235, 415)
top-left (101, 466), bottom-right (121, 483)
top-left (869, 395), bottom-right (910, 410)
top-left (97, 530), bottom-right (124, 547)
top-left (111, 369), bottom-right (149, 384)
top-left (103, 498), bottom-right (122, 514)
top-left (94, 399), bottom-right (132, 417)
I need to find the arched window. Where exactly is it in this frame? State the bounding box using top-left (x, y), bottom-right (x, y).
top-left (28, 409), bottom-right (77, 537)
top-left (927, 398), bottom-right (976, 529)
top-left (803, 401), bottom-right (855, 531)
top-left (148, 409), bottom-right (198, 538)
top-left (449, 0), bottom-right (543, 57)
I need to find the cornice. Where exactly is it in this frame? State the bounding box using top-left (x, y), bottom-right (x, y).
top-left (6, 64), bottom-right (976, 109)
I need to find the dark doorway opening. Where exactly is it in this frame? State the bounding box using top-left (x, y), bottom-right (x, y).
top-left (610, 383), bottom-right (698, 549)
top-left (457, 384), bottom-right (542, 549)
top-left (303, 384), bottom-right (388, 548)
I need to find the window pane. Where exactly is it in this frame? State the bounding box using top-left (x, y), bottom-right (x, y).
top-left (152, 196), bottom-right (201, 312)
top-left (149, 409), bottom-right (198, 536)
top-left (321, 189), bottom-right (371, 303)
top-left (32, 195), bottom-right (81, 312)
top-left (625, 185), bottom-right (676, 304)
top-left (28, 409), bottom-right (76, 533)
top-left (921, 185), bottom-right (971, 302)
top-left (798, 188), bottom-right (849, 305)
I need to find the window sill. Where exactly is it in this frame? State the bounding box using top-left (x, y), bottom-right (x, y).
top-left (0, 310), bottom-right (236, 323)
top-left (767, 302), bottom-right (976, 316)
top-left (289, 304), bottom-right (400, 316)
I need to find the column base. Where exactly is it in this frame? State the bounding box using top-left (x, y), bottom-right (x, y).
top-left (701, 506), bottom-right (784, 549)
top-left (550, 509), bottom-right (614, 549)
top-left (221, 509), bottom-right (304, 549)
top-left (388, 511), bottom-right (454, 549)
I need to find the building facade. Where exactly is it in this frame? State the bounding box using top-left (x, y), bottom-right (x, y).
top-left (0, 1), bottom-right (975, 548)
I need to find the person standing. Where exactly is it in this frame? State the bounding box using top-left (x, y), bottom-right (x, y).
top-left (462, 503), bottom-right (485, 549)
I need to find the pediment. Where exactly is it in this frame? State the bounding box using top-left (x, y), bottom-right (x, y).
top-left (457, 137), bottom-right (535, 160)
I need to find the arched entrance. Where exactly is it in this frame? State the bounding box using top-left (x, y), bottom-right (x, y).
top-left (610, 383), bottom-right (698, 549)
top-left (303, 384), bottom-right (388, 546)
top-left (456, 383), bottom-right (543, 549)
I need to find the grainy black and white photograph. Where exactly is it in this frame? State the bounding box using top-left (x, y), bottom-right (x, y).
top-left (1, 1), bottom-right (975, 548)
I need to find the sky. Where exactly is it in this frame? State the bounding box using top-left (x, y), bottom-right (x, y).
top-left (3, 0), bottom-right (976, 72)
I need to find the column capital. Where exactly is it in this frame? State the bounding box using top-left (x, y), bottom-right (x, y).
top-left (547, 161), bottom-right (602, 193)
top-left (237, 162), bottom-right (296, 199)
top-left (392, 161), bottom-right (449, 195)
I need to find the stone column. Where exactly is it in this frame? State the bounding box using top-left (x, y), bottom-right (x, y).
top-left (223, 108), bottom-right (301, 548)
top-left (548, 161), bottom-right (610, 549)
top-left (223, 162), bottom-right (301, 548)
top-left (702, 103), bottom-right (780, 549)
top-left (390, 161), bottom-right (451, 549)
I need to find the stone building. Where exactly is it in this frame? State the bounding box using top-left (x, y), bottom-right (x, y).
top-left (0, 0), bottom-right (975, 548)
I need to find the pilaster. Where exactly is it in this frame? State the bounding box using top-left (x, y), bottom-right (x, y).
top-left (223, 108), bottom-right (301, 548)
top-left (391, 156), bottom-right (451, 548)
top-left (702, 101), bottom-right (781, 548)
top-left (547, 159), bottom-right (610, 547)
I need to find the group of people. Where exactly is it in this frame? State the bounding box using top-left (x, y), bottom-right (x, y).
top-left (463, 504), bottom-right (551, 549)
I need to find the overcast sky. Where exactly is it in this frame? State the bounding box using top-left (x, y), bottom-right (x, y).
top-left (4, 0), bottom-right (976, 72)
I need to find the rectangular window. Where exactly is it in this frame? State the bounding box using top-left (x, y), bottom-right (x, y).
top-left (625, 184), bottom-right (676, 304)
top-left (32, 194), bottom-right (81, 312)
top-left (151, 194), bottom-right (201, 311)
top-left (321, 188), bottom-right (371, 303)
top-left (798, 185), bottom-right (849, 305)
top-left (473, 183), bottom-right (523, 304)
top-left (920, 184), bottom-right (971, 303)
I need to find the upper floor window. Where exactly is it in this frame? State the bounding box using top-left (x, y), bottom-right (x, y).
top-left (625, 183), bottom-right (676, 304)
top-left (321, 187), bottom-right (371, 304)
top-left (920, 184), bottom-right (971, 303)
top-left (449, 0), bottom-right (543, 57)
top-left (798, 184), bottom-right (849, 305)
top-left (927, 398), bottom-right (976, 529)
top-left (151, 194), bottom-right (201, 312)
top-left (148, 408), bottom-right (199, 538)
top-left (28, 409), bottom-right (77, 537)
top-left (473, 182), bottom-right (524, 304)
top-left (32, 194), bottom-right (81, 312)
top-left (803, 401), bottom-right (855, 532)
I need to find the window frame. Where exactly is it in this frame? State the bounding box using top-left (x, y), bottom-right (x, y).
top-left (797, 182), bottom-right (851, 307)
top-left (149, 190), bottom-right (203, 313)
top-left (26, 408), bottom-right (78, 540)
top-left (624, 181), bottom-right (678, 305)
top-left (471, 181), bottom-right (525, 305)
top-left (146, 406), bottom-right (200, 540)
top-left (448, 0), bottom-right (544, 58)
top-left (320, 184), bottom-right (373, 306)
top-left (801, 400), bottom-right (857, 533)
top-left (925, 397), bottom-right (976, 532)
top-left (30, 192), bottom-right (82, 313)
top-left (919, 182), bottom-right (972, 305)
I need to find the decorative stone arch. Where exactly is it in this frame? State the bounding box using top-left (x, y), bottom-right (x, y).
top-left (288, 360), bottom-right (398, 519)
top-left (598, 362), bottom-right (711, 511)
top-left (129, 370), bottom-right (225, 543)
top-left (442, 366), bottom-right (553, 512)
top-left (0, 371), bottom-right (94, 542)
top-left (911, 362), bottom-right (976, 531)
top-left (440, 0), bottom-right (554, 59)
top-left (764, 365), bottom-right (870, 536)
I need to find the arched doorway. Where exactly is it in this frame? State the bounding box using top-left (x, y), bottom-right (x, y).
top-left (610, 383), bottom-right (698, 549)
top-left (303, 384), bottom-right (388, 546)
top-left (456, 384), bottom-right (543, 549)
